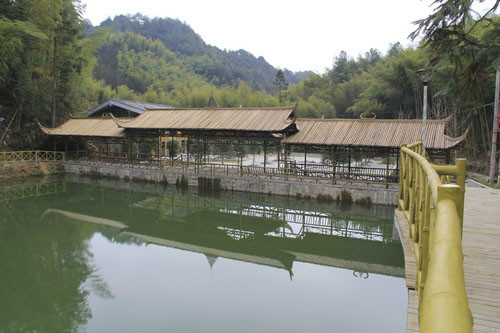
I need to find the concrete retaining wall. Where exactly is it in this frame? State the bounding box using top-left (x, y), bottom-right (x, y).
top-left (65, 162), bottom-right (398, 206)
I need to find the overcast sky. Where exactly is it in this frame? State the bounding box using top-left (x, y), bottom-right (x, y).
top-left (82, 0), bottom-right (496, 73)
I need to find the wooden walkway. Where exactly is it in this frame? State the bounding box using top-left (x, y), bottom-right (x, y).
top-left (396, 187), bottom-right (500, 333)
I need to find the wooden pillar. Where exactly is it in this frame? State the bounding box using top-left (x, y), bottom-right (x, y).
top-left (332, 146), bottom-right (336, 184)
top-left (239, 139), bottom-right (242, 177)
top-left (53, 138), bottom-right (57, 151)
top-left (277, 143), bottom-right (281, 169)
top-left (128, 137), bottom-right (132, 166)
top-left (304, 145), bottom-right (307, 177)
top-left (197, 137), bottom-right (201, 172)
top-left (157, 135), bottom-right (161, 168)
top-left (187, 136), bottom-right (190, 164)
top-left (396, 149), bottom-right (400, 173)
top-left (221, 141), bottom-right (224, 165)
top-left (284, 143), bottom-right (288, 178)
top-left (203, 138), bottom-right (207, 164)
top-left (386, 148), bottom-right (390, 188)
top-left (263, 140), bottom-right (267, 171)
top-left (348, 146), bottom-right (351, 180)
top-left (171, 133), bottom-right (174, 166)
top-left (64, 140), bottom-right (68, 154)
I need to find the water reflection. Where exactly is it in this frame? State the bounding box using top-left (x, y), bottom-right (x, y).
top-left (0, 176), bottom-right (405, 332)
top-left (0, 189), bottom-right (97, 332)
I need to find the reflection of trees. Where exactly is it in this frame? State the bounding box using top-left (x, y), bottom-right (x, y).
top-left (0, 199), bottom-right (111, 332)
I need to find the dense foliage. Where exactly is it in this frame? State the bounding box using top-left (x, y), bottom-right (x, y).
top-left (95, 14), bottom-right (311, 92)
top-left (1, 1), bottom-right (498, 169)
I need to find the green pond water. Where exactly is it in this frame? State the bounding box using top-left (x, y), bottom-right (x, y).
top-left (0, 175), bottom-right (407, 332)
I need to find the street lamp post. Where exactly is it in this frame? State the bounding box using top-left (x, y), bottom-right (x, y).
top-left (416, 68), bottom-right (433, 157)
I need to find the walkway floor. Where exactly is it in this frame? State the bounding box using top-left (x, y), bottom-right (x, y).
top-left (397, 186), bottom-right (500, 333)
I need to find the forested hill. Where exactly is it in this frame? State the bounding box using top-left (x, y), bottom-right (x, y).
top-left (91, 14), bottom-right (311, 92)
top-left (2, 0), bottom-right (498, 170)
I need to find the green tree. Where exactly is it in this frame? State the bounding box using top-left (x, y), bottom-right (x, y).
top-left (274, 69), bottom-right (289, 106)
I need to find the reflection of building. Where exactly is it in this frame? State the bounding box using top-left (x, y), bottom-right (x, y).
top-left (42, 181), bottom-right (405, 278)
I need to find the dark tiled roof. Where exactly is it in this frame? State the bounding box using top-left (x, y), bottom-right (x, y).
top-left (86, 98), bottom-right (173, 117)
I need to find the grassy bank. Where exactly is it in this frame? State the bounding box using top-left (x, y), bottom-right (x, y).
top-left (0, 162), bottom-right (64, 180)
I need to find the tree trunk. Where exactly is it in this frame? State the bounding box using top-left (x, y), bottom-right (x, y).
top-left (51, 36), bottom-right (57, 127)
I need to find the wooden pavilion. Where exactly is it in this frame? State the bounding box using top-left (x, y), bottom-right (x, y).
top-left (39, 104), bottom-right (468, 184)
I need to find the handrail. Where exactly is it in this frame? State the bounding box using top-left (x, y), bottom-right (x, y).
top-left (0, 150), bottom-right (65, 163)
top-left (398, 142), bottom-right (472, 332)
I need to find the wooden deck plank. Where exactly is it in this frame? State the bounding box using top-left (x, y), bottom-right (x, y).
top-left (463, 188), bottom-right (500, 333)
top-left (394, 209), bottom-right (417, 290)
top-left (396, 187), bottom-right (500, 333)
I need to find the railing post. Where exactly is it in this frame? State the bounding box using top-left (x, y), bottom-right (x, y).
top-left (417, 183), bottom-right (432, 296)
top-left (455, 158), bottom-right (466, 229)
top-left (420, 183), bottom-right (472, 333)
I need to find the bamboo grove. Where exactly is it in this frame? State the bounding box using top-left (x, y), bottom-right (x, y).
top-left (1, 0), bottom-right (499, 172)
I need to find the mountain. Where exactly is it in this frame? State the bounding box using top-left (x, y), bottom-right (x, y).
top-left (93, 14), bottom-right (312, 92)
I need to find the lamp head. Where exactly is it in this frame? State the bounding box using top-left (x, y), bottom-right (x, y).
top-left (416, 68), bottom-right (433, 85)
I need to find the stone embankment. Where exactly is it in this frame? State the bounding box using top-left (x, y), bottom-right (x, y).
top-left (65, 161), bottom-right (398, 206)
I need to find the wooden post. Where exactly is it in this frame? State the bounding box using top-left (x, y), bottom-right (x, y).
top-left (187, 136), bottom-right (190, 166)
top-left (171, 133), bottom-right (174, 166)
top-left (157, 135), bottom-right (161, 168)
top-left (197, 137), bottom-right (201, 173)
top-left (263, 140), bottom-right (267, 172)
top-left (106, 139), bottom-right (109, 158)
top-left (304, 145), bottom-right (307, 177)
top-left (203, 138), bottom-right (207, 164)
top-left (332, 146), bottom-right (336, 184)
top-left (239, 139), bottom-right (243, 177)
top-left (348, 146), bottom-right (351, 180)
top-left (396, 149), bottom-right (400, 175)
top-left (277, 143), bottom-right (281, 170)
top-left (386, 148), bottom-right (390, 188)
top-left (128, 137), bottom-right (131, 166)
top-left (284, 143), bottom-right (288, 179)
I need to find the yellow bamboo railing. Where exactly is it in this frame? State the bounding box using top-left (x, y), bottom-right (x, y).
top-left (0, 150), bottom-right (65, 163)
top-left (399, 142), bottom-right (472, 332)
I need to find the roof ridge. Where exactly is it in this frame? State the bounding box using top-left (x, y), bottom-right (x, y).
top-left (66, 116), bottom-right (134, 120)
top-left (296, 117), bottom-right (450, 123)
top-left (144, 106), bottom-right (296, 111)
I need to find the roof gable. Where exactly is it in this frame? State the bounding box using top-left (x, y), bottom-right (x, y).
top-left (86, 98), bottom-right (173, 117)
top-left (39, 118), bottom-right (125, 137)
